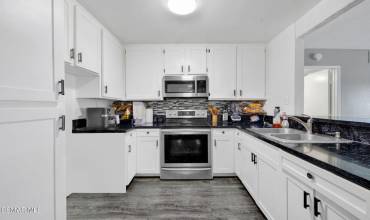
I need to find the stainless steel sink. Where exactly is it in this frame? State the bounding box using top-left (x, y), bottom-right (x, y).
top-left (250, 128), bottom-right (352, 144)
top-left (250, 128), bottom-right (305, 134)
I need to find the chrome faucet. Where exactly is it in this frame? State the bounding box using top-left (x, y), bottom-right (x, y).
top-left (288, 115), bottom-right (313, 134)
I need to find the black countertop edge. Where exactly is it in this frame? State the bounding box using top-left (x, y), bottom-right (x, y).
top-left (240, 128), bottom-right (370, 190)
top-left (72, 122), bottom-right (246, 133)
top-left (72, 123), bottom-right (370, 190)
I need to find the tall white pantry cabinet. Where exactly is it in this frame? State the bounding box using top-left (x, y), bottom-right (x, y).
top-left (0, 0), bottom-right (66, 220)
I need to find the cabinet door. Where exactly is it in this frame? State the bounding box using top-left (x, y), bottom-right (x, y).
top-left (185, 47), bottom-right (208, 74)
top-left (75, 5), bottom-right (101, 74)
top-left (241, 143), bottom-right (258, 197)
top-left (213, 135), bottom-right (234, 174)
top-left (163, 47), bottom-right (185, 75)
top-left (286, 177), bottom-right (313, 220)
top-left (136, 137), bottom-right (160, 174)
top-left (126, 132), bottom-right (136, 185)
top-left (102, 31), bottom-right (124, 99)
top-left (208, 46), bottom-right (237, 99)
top-left (125, 46), bottom-right (163, 100)
top-left (237, 45), bottom-right (266, 99)
top-left (314, 195), bottom-right (357, 220)
top-left (0, 0), bottom-right (61, 102)
top-left (258, 157), bottom-right (285, 220)
top-left (64, 0), bottom-right (74, 64)
top-left (234, 139), bottom-right (242, 177)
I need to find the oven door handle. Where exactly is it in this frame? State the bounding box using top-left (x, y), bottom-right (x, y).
top-left (161, 168), bottom-right (212, 171)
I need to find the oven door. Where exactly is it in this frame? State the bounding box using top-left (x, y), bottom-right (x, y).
top-left (161, 129), bottom-right (211, 168)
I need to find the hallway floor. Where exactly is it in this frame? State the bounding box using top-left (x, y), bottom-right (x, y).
top-left (67, 177), bottom-right (266, 220)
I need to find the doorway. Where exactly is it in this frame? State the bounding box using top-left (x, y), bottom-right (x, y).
top-left (304, 66), bottom-right (341, 117)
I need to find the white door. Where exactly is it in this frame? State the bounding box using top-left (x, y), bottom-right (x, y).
top-left (286, 177), bottom-right (313, 220)
top-left (163, 47), bottom-right (185, 75)
top-left (258, 157), bottom-right (285, 220)
top-left (0, 1), bottom-right (66, 220)
top-left (136, 137), bottom-right (160, 174)
top-left (213, 135), bottom-right (234, 174)
top-left (237, 45), bottom-right (266, 99)
top-left (125, 46), bottom-right (163, 100)
top-left (185, 47), bottom-right (208, 74)
top-left (102, 30), bottom-right (124, 99)
top-left (208, 46), bottom-right (237, 99)
top-left (75, 5), bottom-right (101, 74)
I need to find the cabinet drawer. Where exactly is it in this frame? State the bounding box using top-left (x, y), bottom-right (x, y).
top-left (282, 154), bottom-right (369, 219)
top-left (212, 129), bottom-right (235, 137)
top-left (135, 129), bottom-right (160, 137)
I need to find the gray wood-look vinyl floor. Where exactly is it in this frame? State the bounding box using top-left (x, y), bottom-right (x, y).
top-left (67, 177), bottom-right (266, 220)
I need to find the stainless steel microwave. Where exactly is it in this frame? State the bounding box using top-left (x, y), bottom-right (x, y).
top-left (163, 75), bottom-right (209, 98)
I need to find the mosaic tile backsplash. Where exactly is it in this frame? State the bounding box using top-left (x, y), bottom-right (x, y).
top-left (145, 98), bottom-right (260, 115)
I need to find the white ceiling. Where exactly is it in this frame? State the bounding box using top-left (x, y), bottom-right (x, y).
top-left (77, 0), bottom-right (321, 43)
top-left (304, 0), bottom-right (370, 49)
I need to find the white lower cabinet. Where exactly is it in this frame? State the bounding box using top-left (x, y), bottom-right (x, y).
top-left (286, 176), bottom-right (314, 220)
top-left (282, 154), bottom-right (369, 220)
top-left (212, 129), bottom-right (235, 174)
top-left (136, 130), bottom-right (160, 175)
top-left (234, 131), bottom-right (243, 177)
top-left (240, 138), bottom-right (258, 198)
top-left (125, 131), bottom-right (137, 185)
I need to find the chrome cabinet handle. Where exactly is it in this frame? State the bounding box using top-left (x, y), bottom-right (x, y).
top-left (214, 140), bottom-right (217, 147)
top-left (181, 65), bottom-right (184, 72)
top-left (233, 90), bottom-right (236, 96)
top-left (158, 90), bottom-right (161, 97)
top-left (128, 145), bottom-right (132, 152)
top-left (237, 143), bottom-right (241, 150)
top-left (104, 85), bottom-right (108, 94)
top-left (303, 191), bottom-right (310, 209)
top-left (240, 90), bottom-right (243, 97)
top-left (58, 79), bottom-right (65, 95)
top-left (77, 52), bottom-right (82, 63)
top-left (188, 65), bottom-right (190, 72)
top-left (156, 140), bottom-right (159, 148)
top-left (70, 48), bottom-right (75, 59)
top-left (58, 115), bottom-right (65, 131)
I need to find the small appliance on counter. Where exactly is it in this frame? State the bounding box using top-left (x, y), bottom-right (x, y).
top-left (86, 108), bottom-right (118, 128)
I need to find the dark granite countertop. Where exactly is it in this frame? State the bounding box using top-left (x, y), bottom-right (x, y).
top-left (72, 121), bottom-right (370, 190)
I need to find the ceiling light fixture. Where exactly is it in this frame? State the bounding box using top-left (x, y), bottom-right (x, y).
top-left (168, 0), bottom-right (197, 15)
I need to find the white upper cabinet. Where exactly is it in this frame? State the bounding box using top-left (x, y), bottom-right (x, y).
top-left (163, 45), bottom-right (208, 75)
top-left (237, 45), bottom-right (266, 99)
top-left (64, 0), bottom-right (74, 64)
top-left (163, 47), bottom-right (186, 75)
top-left (101, 30), bottom-right (125, 99)
top-left (74, 4), bottom-right (101, 74)
top-left (0, 0), bottom-right (62, 102)
top-left (208, 45), bottom-right (237, 99)
top-left (186, 46), bottom-right (208, 74)
top-left (125, 45), bottom-right (163, 100)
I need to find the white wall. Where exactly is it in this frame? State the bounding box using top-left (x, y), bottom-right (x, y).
top-left (265, 0), bottom-right (361, 116)
top-left (305, 49), bottom-right (370, 118)
top-left (265, 24), bottom-right (304, 115)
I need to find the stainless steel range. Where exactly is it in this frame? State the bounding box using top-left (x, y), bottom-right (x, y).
top-left (160, 110), bottom-right (212, 180)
